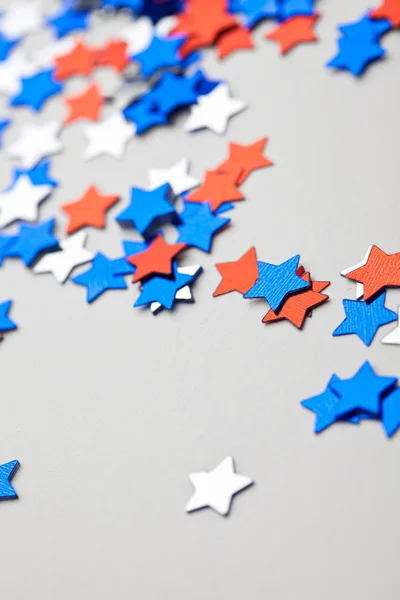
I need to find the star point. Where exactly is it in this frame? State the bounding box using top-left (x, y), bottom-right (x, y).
top-left (33, 231), bottom-right (94, 283)
top-left (83, 113), bottom-right (135, 160)
top-left (185, 83), bottom-right (247, 135)
top-left (62, 185), bottom-right (119, 234)
top-left (0, 175), bottom-right (52, 229)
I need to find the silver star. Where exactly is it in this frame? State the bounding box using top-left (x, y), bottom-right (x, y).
top-left (8, 120), bottom-right (63, 168)
top-left (33, 231), bottom-right (94, 283)
top-left (83, 113), bottom-right (135, 160)
top-left (185, 456), bottom-right (253, 516)
top-left (0, 175), bottom-right (52, 229)
top-left (341, 245), bottom-right (372, 299)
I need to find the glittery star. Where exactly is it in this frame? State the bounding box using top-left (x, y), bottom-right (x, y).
top-left (147, 158), bottom-right (199, 195)
top-left (382, 388), bottom-right (400, 437)
top-left (244, 254), bottom-right (310, 312)
top-left (47, 4), bottom-right (89, 38)
top-left (0, 460), bottom-right (20, 500)
top-left (213, 247), bottom-right (259, 296)
top-left (186, 168), bottom-right (243, 212)
top-left (330, 361), bottom-right (397, 418)
top-left (134, 261), bottom-right (194, 309)
top-left (185, 83), bottom-right (247, 135)
top-left (0, 175), bottom-right (52, 229)
top-left (333, 292), bottom-right (397, 346)
top-left (133, 34), bottom-right (185, 78)
top-left (6, 218), bottom-right (58, 266)
top-left (176, 201), bottom-right (230, 252)
top-left (7, 120), bottom-right (63, 168)
top-left (266, 14), bottom-right (319, 54)
top-left (64, 82), bottom-right (103, 124)
top-left (54, 39), bottom-right (97, 80)
top-left (371, 0), bottom-right (400, 28)
top-left (71, 251), bottom-right (134, 303)
top-left (0, 300), bottom-right (17, 333)
top-left (185, 456), bottom-right (253, 517)
top-left (341, 245), bottom-right (400, 301)
top-left (62, 185), bottom-right (119, 234)
top-left (83, 113), bottom-right (135, 160)
top-left (10, 68), bottom-right (63, 111)
top-left (301, 375), bottom-right (341, 433)
top-left (116, 184), bottom-right (177, 239)
top-left (216, 137), bottom-right (272, 184)
top-left (327, 35), bottom-right (385, 76)
top-left (127, 234), bottom-right (186, 282)
top-left (33, 231), bottom-right (94, 283)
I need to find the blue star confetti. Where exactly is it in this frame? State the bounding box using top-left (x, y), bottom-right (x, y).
top-left (327, 34), bottom-right (386, 77)
top-left (123, 98), bottom-right (167, 134)
top-left (148, 71), bottom-right (200, 115)
top-left (6, 218), bottom-right (59, 267)
top-left (133, 35), bottom-right (185, 78)
top-left (280, 0), bottom-right (314, 20)
top-left (0, 32), bottom-right (18, 62)
top-left (0, 460), bottom-right (20, 500)
top-left (0, 118), bottom-right (10, 148)
top-left (244, 254), bottom-right (309, 312)
top-left (236, 0), bottom-right (280, 28)
top-left (338, 12), bottom-right (392, 41)
top-left (301, 374), bottom-right (341, 433)
top-left (11, 160), bottom-right (58, 189)
top-left (47, 4), bottom-right (89, 38)
top-left (176, 202), bottom-right (230, 252)
top-left (72, 252), bottom-right (134, 302)
top-left (134, 262), bottom-right (194, 309)
top-left (10, 69), bottom-right (63, 111)
top-left (0, 233), bottom-right (15, 266)
top-left (333, 291), bottom-right (397, 346)
top-left (0, 300), bottom-right (17, 333)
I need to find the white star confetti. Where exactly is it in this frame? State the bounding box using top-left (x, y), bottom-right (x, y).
top-left (381, 307), bottom-right (400, 345)
top-left (0, 52), bottom-right (36, 96)
top-left (0, 1), bottom-right (43, 38)
top-left (33, 231), bottom-right (94, 283)
top-left (185, 456), bottom-right (253, 516)
top-left (119, 17), bottom-right (153, 55)
top-left (0, 175), bottom-right (52, 229)
top-left (8, 120), bottom-right (63, 169)
top-left (83, 112), bottom-right (135, 160)
top-left (147, 158), bottom-right (199, 196)
top-left (185, 83), bottom-right (247, 136)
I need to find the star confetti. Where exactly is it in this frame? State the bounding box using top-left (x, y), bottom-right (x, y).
top-left (216, 26), bottom-right (254, 60)
top-left (134, 261), bottom-right (195, 310)
top-left (33, 231), bottom-right (94, 284)
top-left (213, 247), bottom-right (259, 296)
top-left (150, 264), bottom-right (203, 314)
top-left (72, 251), bottom-right (134, 303)
top-left (216, 137), bottom-right (272, 184)
top-left (147, 158), bottom-right (199, 196)
top-left (0, 175), bottom-right (52, 229)
top-left (62, 185), bottom-right (119, 234)
top-left (83, 112), bottom-right (135, 160)
top-left (10, 69), bottom-right (63, 111)
top-left (64, 82), bottom-right (103, 125)
top-left (6, 218), bottom-right (58, 266)
top-left (176, 201), bottom-right (230, 252)
top-left (186, 167), bottom-right (244, 212)
top-left (0, 300), bottom-right (17, 334)
top-left (127, 234), bottom-right (187, 282)
top-left (0, 460), bottom-right (20, 500)
top-left (341, 245), bottom-right (400, 301)
top-left (265, 14), bottom-right (319, 55)
top-left (54, 39), bottom-right (97, 80)
top-left (371, 0), bottom-right (400, 28)
top-left (7, 120), bottom-right (63, 168)
top-left (185, 83), bottom-right (247, 135)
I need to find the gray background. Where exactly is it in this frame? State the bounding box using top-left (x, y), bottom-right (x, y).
top-left (1, 1), bottom-right (400, 598)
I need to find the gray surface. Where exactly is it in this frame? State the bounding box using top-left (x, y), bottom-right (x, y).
top-left (1, 1), bottom-right (400, 599)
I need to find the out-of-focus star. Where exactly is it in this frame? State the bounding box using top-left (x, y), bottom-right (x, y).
top-left (327, 35), bottom-right (385, 76)
top-left (33, 231), bottom-right (94, 283)
top-left (0, 52), bottom-right (36, 96)
top-left (47, 4), bottom-right (89, 38)
top-left (133, 34), bottom-right (185, 78)
top-left (6, 218), bottom-right (58, 266)
top-left (7, 120), bottom-right (63, 168)
top-left (382, 388), bottom-right (400, 437)
top-left (186, 168), bottom-right (243, 212)
top-left (148, 158), bottom-right (199, 195)
top-left (54, 39), bottom-right (96, 79)
top-left (10, 68), bottom-right (63, 111)
top-left (0, 300), bottom-right (17, 333)
top-left (0, 1), bottom-right (42, 38)
top-left (301, 375), bottom-right (341, 433)
top-left (185, 83), bottom-right (247, 135)
top-left (0, 175), bottom-right (52, 229)
top-left (64, 82), bottom-right (103, 125)
top-left (266, 14), bottom-right (319, 54)
top-left (371, 0), bottom-right (400, 28)
top-left (83, 113), bottom-right (135, 160)
top-left (176, 202), bottom-right (230, 252)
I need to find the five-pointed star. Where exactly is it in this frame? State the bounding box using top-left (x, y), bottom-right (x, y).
top-left (83, 113), bottom-right (135, 161)
top-left (301, 374), bottom-right (342, 433)
top-left (133, 34), bottom-right (185, 78)
top-left (127, 234), bottom-right (187, 282)
top-left (150, 264), bottom-right (203, 314)
top-left (371, 0), bottom-right (400, 27)
top-left (0, 1), bottom-right (42, 38)
top-left (217, 137), bottom-right (272, 184)
top-left (55, 39), bottom-right (96, 80)
top-left (327, 35), bottom-right (385, 76)
top-left (176, 201), bottom-right (230, 252)
top-left (72, 252), bottom-right (134, 303)
top-left (62, 185), bottom-right (119, 234)
top-left (341, 245), bottom-right (400, 301)
top-left (6, 218), bottom-right (58, 266)
top-left (134, 262), bottom-right (195, 309)
top-left (381, 307), bottom-right (400, 345)
top-left (185, 83), bottom-right (247, 135)
top-left (266, 14), bottom-right (319, 54)
top-left (64, 82), bottom-right (103, 125)
top-left (33, 231), bottom-right (94, 283)
top-left (333, 291), bottom-right (397, 346)
top-left (238, 0), bottom-right (279, 28)
top-left (96, 39), bottom-right (129, 72)
top-left (8, 120), bottom-right (63, 168)
top-left (186, 168), bottom-right (243, 212)
top-left (213, 247), bottom-right (259, 296)
top-left (185, 456), bottom-right (253, 516)
top-left (0, 52), bottom-right (36, 96)
top-left (10, 68), bottom-right (63, 112)
top-left (147, 159), bottom-right (199, 195)
top-left (330, 361), bottom-right (397, 418)
top-left (0, 460), bottom-right (20, 500)
top-left (0, 175), bottom-right (52, 229)
top-left (216, 25), bottom-right (254, 60)
top-left (340, 245), bottom-right (372, 300)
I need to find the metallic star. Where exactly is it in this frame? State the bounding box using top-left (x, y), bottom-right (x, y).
top-left (0, 460), bottom-right (20, 500)
top-left (150, 264), bottom-right (203, 314)
top-left (33, 231), bottom-right (94, 283)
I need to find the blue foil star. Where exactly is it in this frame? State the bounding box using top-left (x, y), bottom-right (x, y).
top-left (6, 218), bottom-right (59, 266)
top-left (148, 71), bottom-right (199, 115)
top-left (133, 35), bottom-right (185, 78)
top-left (123, 98), bottom-right (167, 134)
top-left (193, 70), bottom-right (221, 96)
top-left (116, 184), bottom-right (178, 239)
top-left (47, 4), bottom-right (89, 38)
top-left (134, 262), bottom-right (194, 309)
top-left (327, 35), bottom-right (386, 76)
top-left (176, 202), bottom-right (230, 253)
top-left (122, 239), bottom-right (149, 257)
top-left (244, 254), bottom-right (310, 312)
top-left (0, 32), bottom-right (17, 62)
top-left (0, 460), bottom-right (20, 500)
top-left (0, 118), bottom-right (10, 148)
top-left (333, 291), bottom-right (397, 346)
top-left (236, 0), bottom-right (280, 28)
top-left (331, 361), bottom-right (397, 418)
top-left (339, 13), bottom-right (392, 41)
top-left (0, 300), bottom-right (17, 332)
top-left (0, 234), bottom-right (16, 266)
top-left (382, 388), bottom-right (400, 438)
top-left (301, 374), bottom-right (341, 433)
top-left (280, 0), bottom-right (314, 20)
top-left (72, 251), bottom-right (135, 303)
top-left (10, 69), bottom-right (63, 112)
top-left (11, 160), bottom-right (58, 189)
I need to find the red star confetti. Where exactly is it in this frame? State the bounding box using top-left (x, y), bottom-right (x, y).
top-left (217, 137), bottom-right (273, 185)
top-left (341, 245), bottom-right (400, 301)
top-left (127, 234), bottom-right (187, 282)
top-left (216, 26), bottom-right (254, 60)
top-left (62, 185), bottom-right (119, 234)
top-left (54, 40), bottom-right (96, 80)
top-left (64, 82), bottom-right (103, 125)
top-left (186, 166), bottom-right (243, 212)
top-left (95, 40), bottom-right (129, 72)
top-left (371, 0), bottom-right (400, 27)
top-left (213, 247), bottom-right (259, 296)
top-left (265, 14), bottom-right (319, 55)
